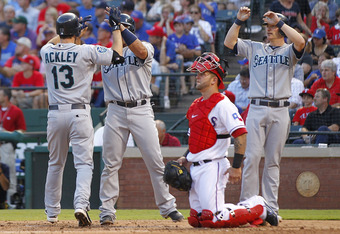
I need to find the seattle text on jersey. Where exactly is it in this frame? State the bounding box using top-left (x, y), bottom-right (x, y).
top-left (102, 55), bottom-right (140, 73)
top-left (253, 54), bottom-right (290, 68)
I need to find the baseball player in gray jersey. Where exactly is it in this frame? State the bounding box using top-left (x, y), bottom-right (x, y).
top-left (41, 11), bottom-right (124, 226)
top-left (98, 13), bottom-right (183, 225)
top-left (224, 7), bottom-right (305, 219)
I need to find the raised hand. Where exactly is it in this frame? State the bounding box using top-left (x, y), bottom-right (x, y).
top-left (237, 6), bottom-right (251, 21)
top-left (107, 6), bottom-right (121, 30)
top-left (79, 15), bottom-right (92, 30)
top-left (263, 11), bottom-right (280, 25)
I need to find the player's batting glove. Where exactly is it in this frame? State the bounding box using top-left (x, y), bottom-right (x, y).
top-left (109, 7), bottom-right (121, 31)
top-left (80, 15), bottom-right (92, 30)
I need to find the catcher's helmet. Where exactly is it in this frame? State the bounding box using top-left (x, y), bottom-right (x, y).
top-left (187, 52), bottom-right (227, 89)
top-left (263, 13), bottom-right (288, 37)
top-left (120, 13), bottom-right (135, 33)
top-left (56, 13), bottom-right (81, 37)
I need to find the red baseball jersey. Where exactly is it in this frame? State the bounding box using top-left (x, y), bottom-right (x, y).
top-left (329, 24), bottom-right (340, 45)
top-left (292, 106), bottom-right (318, 125)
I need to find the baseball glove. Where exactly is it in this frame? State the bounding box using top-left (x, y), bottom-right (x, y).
top-left (79, 15), bottom-right (92, 30)
top-left (109, 7), bottom-right (121, 30)
top-left (163, 161), bottom-right (192, 191)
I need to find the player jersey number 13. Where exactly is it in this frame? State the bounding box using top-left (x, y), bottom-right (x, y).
top-left (51, 65), bottom-right (74, 89)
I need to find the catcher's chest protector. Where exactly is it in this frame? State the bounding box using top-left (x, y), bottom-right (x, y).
top-left (187, 93), bottom-right (224, 154)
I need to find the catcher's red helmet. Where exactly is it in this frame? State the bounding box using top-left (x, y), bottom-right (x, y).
top-left (187, 52), bottom-right (226, 89)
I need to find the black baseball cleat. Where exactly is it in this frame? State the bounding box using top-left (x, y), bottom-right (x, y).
top-left (74, 208), bottom-right (92, 227)
top-left (263, 200), bottom-right (279, 226)
top-left (167, 210), bottom-right (184, 222)
top-left (100, 215), bottom-right (115, 225)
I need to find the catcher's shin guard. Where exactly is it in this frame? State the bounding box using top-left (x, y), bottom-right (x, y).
top-left (216, 205), bottom-right (264, 228)
top-left (188, 209), bottom-right (201, 227)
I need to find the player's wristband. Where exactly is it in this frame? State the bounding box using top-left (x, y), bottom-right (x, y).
top-left (234, 18), bottom-right (245, 26)
top-left (111, 24), bottom-right (120, 31)
top-left (276, 20), bottom-right (284, 29)
top-left (121, 29), bottom-right (138, 46)
top-left (183, 149), bottom-right (189, 158)
top-left (232, 153), bottom-right (244, 168)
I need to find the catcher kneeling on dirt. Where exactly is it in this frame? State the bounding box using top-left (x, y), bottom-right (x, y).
top-left (163, 52), bottom-right (279, 228)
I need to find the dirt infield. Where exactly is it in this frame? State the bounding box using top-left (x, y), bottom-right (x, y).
top-left (1, 220), bottom-right (340, 233)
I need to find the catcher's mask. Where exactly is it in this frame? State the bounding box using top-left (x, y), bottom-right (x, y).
top-left (187, 52), bottom-right (226, 90)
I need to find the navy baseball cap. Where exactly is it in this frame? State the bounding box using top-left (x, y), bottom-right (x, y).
top-left (312, 28), bottom-right (326, 39)
top-left (120, 0), bottom-right (135, 11)
top-left (237, 58), bottom-right (249, 65)
top-left (95, 1), bottom-right (108, 9)
top-left (131, 10), bottom-right (143, 23)
top-left (173, 16), bottom-right (184, 24)
top-left (183, 16), bottom-right (194, 24)
top-left (99, 22), bottom-right (112, 33)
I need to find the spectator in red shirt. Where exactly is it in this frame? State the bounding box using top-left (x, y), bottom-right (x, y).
top-left (38, 0), bottom-right (70, 24)
top-left (310, 59), bottom-right (340, 107)
top-left (292, 89), bottom-right (317, 126)
top-left (310, 1), bottom-right (330, 38)
top-left (155, 119), bottom-right (181, 147)
top-left (11, 55), bottom-right (44, 109)
top-left (0, 88), bottom-right (26, 203)
top-left (153, 4), bottom-right (175, 36)
top-left (329, 8), bottom-right (340, 45)
top-left (0, 37), bottom-right (40, 80)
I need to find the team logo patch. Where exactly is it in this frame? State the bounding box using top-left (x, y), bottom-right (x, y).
top-left (232, 113), bottom-right (243, 121)
top-left (97, 46), bottom-right (108, 53)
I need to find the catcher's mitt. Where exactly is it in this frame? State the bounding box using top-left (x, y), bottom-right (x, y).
top-left (163, 161), bottom-right (192, 191)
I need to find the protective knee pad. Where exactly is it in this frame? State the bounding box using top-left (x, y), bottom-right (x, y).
top-left (188, 209), bottom-right (201, 228)
top-left (201, 209), bottom-right (214, 220)
top-left (248, 205), bottom-right (264, 222)
top-left (199, 209), bottom-right (215, 228)
top-left (226, 205), bottom-right (264, 228)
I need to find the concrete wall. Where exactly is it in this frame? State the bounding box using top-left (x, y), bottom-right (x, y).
top-left (115, 147), bottom-right (340, 210)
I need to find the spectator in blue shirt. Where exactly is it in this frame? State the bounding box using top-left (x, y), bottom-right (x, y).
top-left (147, 25), bottom-right (177, 109)
top-left (169, 16), bottom-right (201, 95)
top-left (77, 0), bottom-right (95, 19)
top-left (0, 5), bottom-right (15, 30)
top-left (304, 52), bottom-right (331, 88)
top-left (131, 10), bottom-right (152, 42)
top-left (0, 27), bottom-right (16, 66)
top-left (10, 16), bottom-right (37, 52)
top-left (198, 0), bottom-right (218, 38)
top-left (81, 23), bottom-right (97, 44)
top-left (0, 27), bottom-right (15, 86)
top-left (91, 1), bottom-right (108, 38)
top-left (183, 15), bottom-right (202, 94)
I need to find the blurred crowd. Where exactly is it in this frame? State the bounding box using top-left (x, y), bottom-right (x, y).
top-left (0, 0), bottom-right (339, 110)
